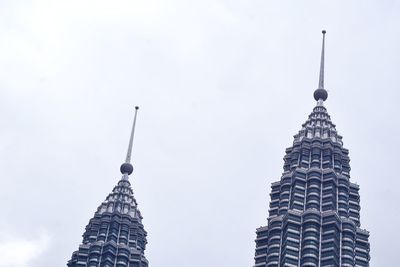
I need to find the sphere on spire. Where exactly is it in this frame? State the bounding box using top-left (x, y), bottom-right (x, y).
top-left (315, 30), bottom-right (328, 102)
top-left (314, 88), bottom-right (328, 101)
top-left (120, 162), bottom-right (134, 175)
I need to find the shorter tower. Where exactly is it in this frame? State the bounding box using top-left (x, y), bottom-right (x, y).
top-left (68, 107), bottom-right (149, 267)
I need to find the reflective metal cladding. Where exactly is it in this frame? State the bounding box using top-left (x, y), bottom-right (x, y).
top-left (254, 32), bottom-right (370, 267)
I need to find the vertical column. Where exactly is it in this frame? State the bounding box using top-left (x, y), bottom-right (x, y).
top-left (280, 213), bottom-right (301, 266)
top-left (254, 226), bottom-right (269, 266)
top-left (87, 244), bottom-right (101, 267)
top-left (300, 211), bottom-right (321, 266)
top-left (269, 182), bottom-right (281, 217)
top-left (322, 171), bottom-right (337, 212)
top-left (100, 243), bottom-right (117, 266)
top-left (283, 147), bottom-right (293, 172)
top-left (279, 175), bottom-right (291, 215)
top-left (116, 246), bottom-right (130, 267)
top-left (320, 213), bottom-right (341, 266)
top-left (310, 145), bottom-right (321, 169)
top-left (289, 171), bottom-right (306, 212)
top-left (355, 229), bottom-right (370, 267)
top-left (266, 218), bottom-right (283, 267)
top-left (338, 176), bottom-right (350, 218)
top-left (322, 147), bottom-right (333, 169)
top-left (306, 170), bottom-right (322, 211)
top-left (349, 183), bottom-right (361, 227)
top-left (341, 220), bottom-right (356, 266)
top-left (333, 147), bottom-right (342, 172)
top-left (300, 147), bottom-right (311, 169)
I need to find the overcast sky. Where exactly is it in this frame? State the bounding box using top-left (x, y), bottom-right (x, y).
top-left (1, 1), bottom-right (399, 266)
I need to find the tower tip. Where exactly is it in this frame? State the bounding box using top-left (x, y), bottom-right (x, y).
top-left (121, 106), bottom-right (140, 176)
top-left (314, 30), bottom-right (328, 102)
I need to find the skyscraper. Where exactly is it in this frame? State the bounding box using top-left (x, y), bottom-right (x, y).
top-left (254, 31), bottom-right (370, 267)
top-left (68, 107), bottom-right (149, 267)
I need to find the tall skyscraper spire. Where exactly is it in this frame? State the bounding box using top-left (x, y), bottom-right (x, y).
top-left (68, 107), bottom-right (149, 267)
top-left (319, 30), bottom-right (326, 89)
top-left (126, 106), bottom-right (139, 163)
top-left (314, 30), bottom-right (328, 102)
top-left (120, 106), bottom-right (139, 176)
top-left (253, 31), bottom-right (370, 267)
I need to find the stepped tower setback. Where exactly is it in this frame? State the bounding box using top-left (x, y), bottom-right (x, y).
top-left (254, 31), bottom-right (370, 267)
top-left (68, 107), bottom-right (149, 267)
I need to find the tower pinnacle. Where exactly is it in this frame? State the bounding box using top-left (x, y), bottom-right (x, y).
top-left (313, 30), bottom-right (328, 102)
top-left (254, 30), bottom-right (370, 266)
top-left (120, 106), bottom-right (139, 175)
top-left (68, 105), bottom-right (149, 267)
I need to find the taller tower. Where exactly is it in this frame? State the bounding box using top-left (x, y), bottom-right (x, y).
top-left (68, 107), bottom-right (149, 267)
top-left (254, 31), bottom-right (370, 267)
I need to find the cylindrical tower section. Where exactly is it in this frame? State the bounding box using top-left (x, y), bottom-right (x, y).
top-left (301, 211), bottom-right (321, 266)
top-left (289, 171), bottom-right (306, 212)
top-left (280, 213), bottom-right (301, 266)
top-left (306, 170), bottom-right (322, 210)
top-left (278, 175), bottom-right (291, 215)
top-left (266, 218), bottom-right (283, 267)
top-left (338, 176), bottom-right (350, 218)
top-left (341, 220), bottom-right (356, 266)
top-left (321, 213), bottom-right (341, 266)
top-left (355, 229), bottom-right (370, 266)
top-left (321, 171), bottom-right (338, 212)
top-left (349, 183), bottom-right (361, 227)
top-left (310, 144), bottom-right (321, 169)
top-left (269, 182), bottom-right (281, 217)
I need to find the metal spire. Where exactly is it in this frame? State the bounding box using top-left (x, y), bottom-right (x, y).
top-left (313, 30), bottom-right (328, 102)
top-left (318, 30), bottom-right (326, 89)
top-left (120, 106), bottom-right (139, 175)
top-left (126, 106), bottom-right (139, 163)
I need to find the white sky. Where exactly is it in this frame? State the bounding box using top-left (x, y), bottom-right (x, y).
top-left (0, 1), bottom-right (399, 266)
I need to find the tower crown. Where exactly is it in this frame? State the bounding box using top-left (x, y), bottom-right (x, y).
top-left (254, 30), bottom-right (370, 267)
top-left (68, 106), bottom-right (149, 267)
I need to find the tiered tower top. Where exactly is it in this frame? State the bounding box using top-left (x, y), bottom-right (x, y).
top-left (68, 106), bottom-right (149, 267)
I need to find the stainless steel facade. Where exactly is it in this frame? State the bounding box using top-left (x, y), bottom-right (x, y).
top-left (68, 107), bottom-right (149, 267)
top-left (67, 176), bottom-right (149, 267)
top-left (254, 32), bottom-right (370, 267)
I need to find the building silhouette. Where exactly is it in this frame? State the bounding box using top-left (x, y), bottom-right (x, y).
top-left (254, 31), bottom-right (370, 267)
top-left (68, 107), bottom-right (149, 267)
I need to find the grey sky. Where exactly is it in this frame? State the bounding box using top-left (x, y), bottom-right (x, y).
top-left (0, 1), bottom-right (399, 266)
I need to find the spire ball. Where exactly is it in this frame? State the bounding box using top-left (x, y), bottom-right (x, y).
top-left (322, 30), bottom-right (326, 34)
top-left (314, 88), bottom-right (328, 101)
top-left (120, 162), bottom-right (134, 175)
